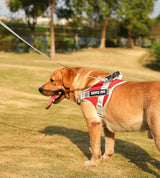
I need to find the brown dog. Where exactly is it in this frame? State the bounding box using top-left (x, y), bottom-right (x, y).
top-left (39, 67), bottom-right (160, 166)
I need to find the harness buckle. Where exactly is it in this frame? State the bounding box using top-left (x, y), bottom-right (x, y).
top-left (104, 71), bottom-right (122, 82)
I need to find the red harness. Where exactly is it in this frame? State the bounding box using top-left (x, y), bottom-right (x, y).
top-left (78, 76), bottom-right (125, 117)
top-left (84, 79), bottom-right (124, 108)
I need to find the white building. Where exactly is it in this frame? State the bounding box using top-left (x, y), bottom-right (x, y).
top-left (21, 15), bottom-right (69, 26)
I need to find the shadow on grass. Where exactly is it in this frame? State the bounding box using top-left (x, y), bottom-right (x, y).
top-left (40, 126), bottom-right (160, 177)
top-left (146, 62), bottom-right (160, 71)
top-left (40, 125), bottom-right (91, 159)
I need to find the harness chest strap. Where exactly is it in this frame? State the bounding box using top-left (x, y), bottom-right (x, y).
top-left (96, 80), bottom-right (126, 117)
top-left (96, 81), bottom-right (111, 117)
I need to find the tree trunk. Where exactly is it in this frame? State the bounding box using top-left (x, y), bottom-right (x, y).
top-left (99, 17), bottom-right (110, 49)
top-left (133, 37), bottom-right (136, 47)
top-left (30, 27), bottom-right (35, 53)
top-left (50, 0), bottom-right (56, 60)
top-left (27, 20), bottom-right (35, 53)
top-left (127, 28), bottom-right (132, 48)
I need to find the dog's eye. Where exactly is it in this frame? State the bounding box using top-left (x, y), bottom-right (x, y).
top-left (50, 79), bottom-right (54, 83)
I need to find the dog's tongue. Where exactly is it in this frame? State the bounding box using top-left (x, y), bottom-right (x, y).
top-left (46, 94), bottom-right (59, 110)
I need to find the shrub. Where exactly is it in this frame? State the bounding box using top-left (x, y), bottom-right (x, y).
top-left (34, 37), bottom-right (46, 53)
top-left (147, 41), bottom-right (160, 71)
top-left (0, 38), bottom-right (15, 52)
top-left (151, 42), bottom-right (160, 60)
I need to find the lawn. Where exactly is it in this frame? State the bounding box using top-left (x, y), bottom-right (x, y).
top-left (0, 48), bottom-right (160, 178)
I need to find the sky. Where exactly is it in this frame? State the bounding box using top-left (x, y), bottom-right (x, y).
top-left (0, 0), bottom-right (160, 19)
top-left (0, 0), bottom-right (24, 19)
top-left (150, 0), bottom-right (160, 17)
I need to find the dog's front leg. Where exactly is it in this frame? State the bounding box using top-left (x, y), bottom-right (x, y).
top-left (80, 102), bottom-right (102, 166)
top-left (85, 118), bottom-right (102, 166)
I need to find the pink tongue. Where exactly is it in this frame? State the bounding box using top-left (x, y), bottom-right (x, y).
top-left (46, 94), bottom-right (59, 110)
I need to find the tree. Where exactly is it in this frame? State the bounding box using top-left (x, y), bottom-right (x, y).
top-left (155, 13), bottom-right (160, 24)
top-left (47, 0), bottom-right (56, 60)
top-left (7, 0), bottom-right (72, 59)
top-left (118, 0), bottom-right (156, 48)
top-left (51, 0), bottom-right (120, 49)
top-left (63, 0), bottom-right (119, 48)
top-left (44, 0), bottom-right (74, 60)
top-left (7, 0), bottom-right (46, 52)
top-left (88, 0), bottom-right (119, 49)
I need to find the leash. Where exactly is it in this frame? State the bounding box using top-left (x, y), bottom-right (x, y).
top-left (0, 20), bottom-right (107, 82)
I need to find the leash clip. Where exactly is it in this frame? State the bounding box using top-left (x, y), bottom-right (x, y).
top-left (103, 71), bottom-right (123, 83)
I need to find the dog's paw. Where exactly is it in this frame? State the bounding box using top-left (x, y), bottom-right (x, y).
top-left (102, 153), bottom-right (113, 160)
top-left (84, 159), bottom-right (100, 166)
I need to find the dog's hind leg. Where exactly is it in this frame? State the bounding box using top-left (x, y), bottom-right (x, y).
top-left (146, 103), bottom-right (160, 151)
top-left (80, 102), bottom-right (102, 166)
top-left (102, 127), bottom-right (115, 160)
top-left (150, 122), bottom-right (160, 151)
top-left (147, 129), bottom-right (153, 139)
top-left (150, 127), bottom-right (160, 151)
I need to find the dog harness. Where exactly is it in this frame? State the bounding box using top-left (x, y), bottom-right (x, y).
top-left (78, 71), bottom-right (126, 117)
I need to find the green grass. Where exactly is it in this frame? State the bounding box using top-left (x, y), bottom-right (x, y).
top-left (0, 49), bottom-right (160, 178)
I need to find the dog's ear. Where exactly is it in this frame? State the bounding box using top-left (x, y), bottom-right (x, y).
top-left (60, 68), bottom-right (77, 89)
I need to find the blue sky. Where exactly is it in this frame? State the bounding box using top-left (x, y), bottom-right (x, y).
top-left (0, 0), bottom-right (160, 18)
top-left (150, 0), bottom-right (160, 17)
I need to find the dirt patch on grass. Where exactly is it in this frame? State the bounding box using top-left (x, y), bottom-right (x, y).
top-left (57, 48), bottom-right (160, 81)
top-left (0, 63), bottom-right (54, 72)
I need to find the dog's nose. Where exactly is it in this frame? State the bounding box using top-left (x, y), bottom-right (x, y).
top-left (39, 87), bottom-right (43, 93)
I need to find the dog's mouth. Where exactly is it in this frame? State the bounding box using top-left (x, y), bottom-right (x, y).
top-left (46, 90), bottom-right (65, 110)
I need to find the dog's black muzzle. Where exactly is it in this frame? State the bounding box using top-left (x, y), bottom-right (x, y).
top-left (39, 87), bottom-right (44, 94)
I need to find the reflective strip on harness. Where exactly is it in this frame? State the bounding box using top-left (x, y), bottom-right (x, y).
top-left (78, 71), bottom-right (125, 117)
top-left (97, 80), bottom-right (126, 117)
top-left (96, 81), bottom-right (111, 117)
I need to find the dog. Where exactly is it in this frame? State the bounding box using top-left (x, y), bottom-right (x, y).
top-left (39, 67), bottom-right (160, 166)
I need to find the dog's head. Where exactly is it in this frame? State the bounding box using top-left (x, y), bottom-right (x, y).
top-left (39, 67), bottom-right (77, 109)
